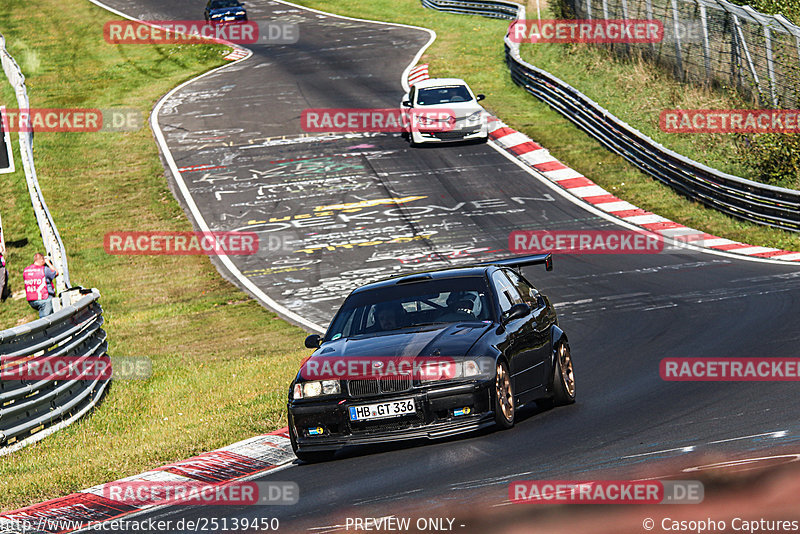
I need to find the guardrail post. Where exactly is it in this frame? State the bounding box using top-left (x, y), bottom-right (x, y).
top-left (699, 3), bottom-right (712, 83)
top-left (733, 14), bottom-right (763, 104)
top-left (621, 0), bottom-right (631, 55)
top-left (670, 0), bottom-right (684, 80)
top-left (645, 0), bottom-right (655, 56)
top-left (763, 26), bottom-right (778, 106)
top-left (729, 11), bottom-right (743, 91)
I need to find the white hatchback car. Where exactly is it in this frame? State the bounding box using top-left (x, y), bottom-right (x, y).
top-left (401, 78), bottom-right (489, 145)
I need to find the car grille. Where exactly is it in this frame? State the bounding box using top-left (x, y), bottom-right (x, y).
top-left (349, 411), bottom-right (426, 433)
top-left (348, 376), bottom-right (412, 397)
top-left (431, 130), bottom-right (478, 140)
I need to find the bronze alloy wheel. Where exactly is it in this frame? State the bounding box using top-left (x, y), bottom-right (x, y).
top-left (550, 342), bottom-right (576, 405)
top-left (494, 361), bottom-right (515, 428)
top-left (559, 343), bottom-right (575, 397)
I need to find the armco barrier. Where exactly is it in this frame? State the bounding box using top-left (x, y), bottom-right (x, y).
top-left (0, 32), bottom-right (108, 454)
top-left (0, 33), bottom-right (73, 296)
top-left (0, 290), bottom-right (109, 456)
top-left (421, 0), bottom-right (800, 232)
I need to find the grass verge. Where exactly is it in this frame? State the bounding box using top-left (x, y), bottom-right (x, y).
top-left (0, 0), bottom-right (307, 511)
top-left (0, 0), bottom-right (798, 512)
top-left (291, 0), bottom-right (800, 252)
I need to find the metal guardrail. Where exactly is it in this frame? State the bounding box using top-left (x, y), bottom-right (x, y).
top-left (0, 32), bottom-right (109, 454)
top-left (0, 33), bottom-right (72, 295)
top-left (421, 0), bottom-right (521, 19)
top-left (0, 291), bottom-right (110, 455)
top-left (421, 0), bottom-right (800, 232)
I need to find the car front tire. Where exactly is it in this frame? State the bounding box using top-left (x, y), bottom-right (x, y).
top-left (493, 360), bottom-right (515, 429)
top-left (551, 342), bottom-right (576, 405)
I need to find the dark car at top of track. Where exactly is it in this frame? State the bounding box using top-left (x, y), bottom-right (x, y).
top-left (204, 0), bottom-right (247, 23)
top-left (287, 254), bottom-right (576, 462)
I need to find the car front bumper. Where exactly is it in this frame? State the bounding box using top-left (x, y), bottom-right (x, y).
top-left (209, 14), bottom-right (247, 23)
top-left (411, 123), bottom-right (488, 144)
top-left (288, 380), bottom-right (494, 453)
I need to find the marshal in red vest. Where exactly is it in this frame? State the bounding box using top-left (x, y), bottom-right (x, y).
top-left (23, 263), bottom-right (50, 301)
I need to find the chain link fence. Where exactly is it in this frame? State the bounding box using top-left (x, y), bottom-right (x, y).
top-left (556, 0), bottom-right (800, 108)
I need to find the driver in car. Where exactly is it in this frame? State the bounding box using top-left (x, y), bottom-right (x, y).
top-left (439, 292), bottom-right (476, 321)
top-left (374, 301), bottom-right (406, 331)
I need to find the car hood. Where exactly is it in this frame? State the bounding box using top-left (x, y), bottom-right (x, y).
top-left (422, 101), bottom-right (482, 117)
top-left (315, 322), bottom-right (492, 359)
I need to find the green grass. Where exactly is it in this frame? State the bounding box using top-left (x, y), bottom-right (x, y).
top-left (0, 0), bottom-right (308, 511)
top-left (290, 0), bottom-right (800, 252)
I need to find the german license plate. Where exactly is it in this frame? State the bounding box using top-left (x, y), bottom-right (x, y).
top-left (348, 399), bottom-right (415, 421)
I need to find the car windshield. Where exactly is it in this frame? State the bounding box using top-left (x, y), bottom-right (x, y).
top-left (416, 85), bottom-right (473, 106)
top-left (325, 276), bottom-right (493, 341)
top-left (210, 0), bottom-right (241, 8)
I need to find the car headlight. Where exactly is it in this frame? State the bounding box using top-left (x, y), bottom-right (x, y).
top-left (293, 380), bottom-right (341, 399)
top-left (236, 11), bottom-right (245, 15)
top-left (466, 111), bottom-right (484, 124)
top-left (420, 360), bottom-right (481, 382)
top-left (462, 360), bottom-right (480, 377)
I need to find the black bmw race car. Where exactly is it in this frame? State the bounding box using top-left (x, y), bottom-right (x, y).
top-left (287, 254), bottom-right (575, 462)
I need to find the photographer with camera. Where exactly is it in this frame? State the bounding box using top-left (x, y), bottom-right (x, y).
top-left (23, 252), bottom-right (59, 318)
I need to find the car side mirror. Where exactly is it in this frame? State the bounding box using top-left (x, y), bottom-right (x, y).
top-left (503, 303), bottom-right (530, 324)
top-left (402, 100), bottom-right (412, 107)
top-left (476, 94), bottom-right (486, 101)
top-left (304, 334), bottom-right (321, 349)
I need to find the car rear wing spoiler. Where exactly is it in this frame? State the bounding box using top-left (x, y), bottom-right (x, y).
top-left (478, 253), bottom-right (553, 271)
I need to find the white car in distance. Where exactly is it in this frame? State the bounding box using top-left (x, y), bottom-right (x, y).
top-left (401, 78), bottom-right (489, 145)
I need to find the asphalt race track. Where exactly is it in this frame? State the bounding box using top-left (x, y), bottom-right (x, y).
top-left (91, 0), bottom-right (800, 531)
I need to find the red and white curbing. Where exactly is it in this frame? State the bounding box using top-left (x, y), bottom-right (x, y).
top-left (223, 47), bottom-right (250, 61)
top-left (407, 63), bottom-right (430, 86)
top-left (404, 64), bottom-right (800, 261)
top-left (486, 117), bottom-right (800, 261)
top-left (0, 428), bottom-right (294, 534)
